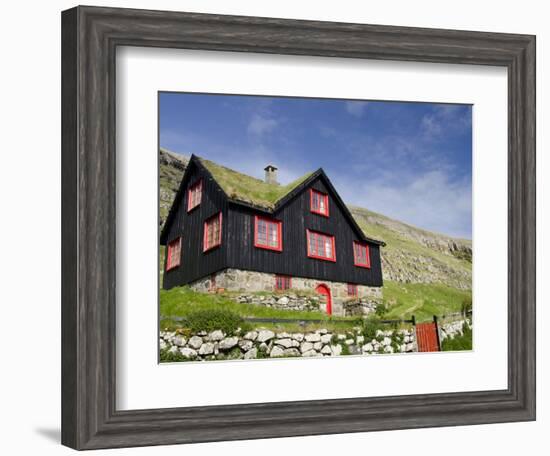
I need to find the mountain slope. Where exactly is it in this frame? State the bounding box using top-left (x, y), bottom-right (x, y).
top-left (158, 148), bottom-right (471, 290)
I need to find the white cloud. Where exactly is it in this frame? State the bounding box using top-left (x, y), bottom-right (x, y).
top-left (421, 104), bottom-right (471, 141)
top-left (345, 101), bottom-right (369, 117)
top-left (247, 114), bottom-right (278, 136)
top-left (335, 169), bottom-right (472, 239)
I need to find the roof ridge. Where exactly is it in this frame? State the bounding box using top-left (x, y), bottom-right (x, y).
top-left (194, 155), bottom-right (314, 210)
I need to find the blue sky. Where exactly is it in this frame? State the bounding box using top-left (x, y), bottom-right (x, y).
top-left (159, 93), bottom-right (472, 239)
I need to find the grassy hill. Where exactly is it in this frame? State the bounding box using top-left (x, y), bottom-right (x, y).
top-left (158, 148), bottom-right (472, 320)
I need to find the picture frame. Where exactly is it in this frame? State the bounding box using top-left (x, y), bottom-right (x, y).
top-left (61, 5), bottom-right (536, 450)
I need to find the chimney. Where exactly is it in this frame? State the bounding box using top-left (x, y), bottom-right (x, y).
top-left (264, 164), bottom-right (279, 185)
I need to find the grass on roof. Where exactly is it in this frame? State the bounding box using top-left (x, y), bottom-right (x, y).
top-left (198, 157), bottom-right (313, 209)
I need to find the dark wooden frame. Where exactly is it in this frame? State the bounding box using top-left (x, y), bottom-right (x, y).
top-left (61, 5), bottom-right (536, 450)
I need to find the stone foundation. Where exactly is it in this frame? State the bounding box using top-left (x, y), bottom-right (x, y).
top-left (233, 293), bottom-right (324, 312)
top-left (189, 268), bottom-right (383, 317)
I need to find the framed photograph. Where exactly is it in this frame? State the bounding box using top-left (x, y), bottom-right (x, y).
top-left (61, 5), bottom-right (535, 450)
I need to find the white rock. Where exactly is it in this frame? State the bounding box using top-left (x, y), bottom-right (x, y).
top-left (179, 347), bottom-right (197, 359)
top-left (243, 331), bottom-right (258, 341)
top-left (277, 338), bottom-right (299, 349)
top-left (257, 330), bottom-right (275, 343)
top-left (356, 335), bottom-right (365, 345)
top-left (302, 349), bottom-right (319, 357)
top-left (277, 297), bottom-right (290, 305)
top-left (209, 330), bottom-right (225, 341)
top-left (337, 334), bottom-right (347, 341)
top-left (300, 342), bottom-right (314, 353)
top-left (305, 333), bottom-right (321, 342)
top-left (173, 335), bottom-right (187, 347)
top-left (188, 336), bottom-right (203, 349)
top-left (400, 344), bottom-right (407, 352)
top-left (244, 348), bottom-right (258, 359)
top-left (168, 345), bottom-right (179, 354)
top-left (321, 345), bottom-right (332, 355)
top-left (345, 339), bottom-right (354, 346)
top-left (363, 343), bottom-right (374, 352)
top-left (159, 339), bottom-right (167, 350)
top-left (320, 334), bottom-right (332, 344)
top-left (317, 328), bottom-right (329, 335)
top-left (376, 330), bottom-right (384, 337)
top-left (270, 346), bottom-right (285, 357)
top-left (239, 339), bottom-right (254, 351)
top-left (283, 348), bottom-right (300, 357)
top-left (406, 343), bottom-right (415, 352)
top-left (258, 342), bottom-right (269, 352)
top-left (313, 341), bottom-right (323, 350)
top-left (384, 346), bottom-right (394, 353)
top-left (331, 345), bottom-right (343, 356)
top-left (291, 333), bottom-right (305, 342)
top-left (198, 342), bottom-right (215, 355)
top-left (382, 337), bottom-right (392, 346)
top-left (218, 337), bottom-right (239, 350)
top-left (276, 332), bottom-right (292, 339)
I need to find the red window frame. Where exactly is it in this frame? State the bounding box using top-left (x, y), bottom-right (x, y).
top-left (347, 283), bottom-right (358, 297)
top-left (275, 274), bottom-right (292, 291)
top-left (306, 229), bottom-right (336, 262)
top-left (310, 189), bottom-right (329, 217)
top-left (187, 179), bottom-right (203, 212)
top-left (203, 212), bottom-right (222, 252)
top-left (254, 215), bottom-right (283, 252)
top-left (353, 241), bottom-right (371, 268)
top-left (166, 237), bottom-right (182, 271)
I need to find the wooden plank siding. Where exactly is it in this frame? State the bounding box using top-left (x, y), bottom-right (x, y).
top-left (226, 177), bottom-right (383, 287)
top-left (162, 162), bottom-right (228, 289)
top-left (162, 162), bottom-right (383, 289)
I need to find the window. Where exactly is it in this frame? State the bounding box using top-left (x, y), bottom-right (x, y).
top-left (353, 241), bottom-right (371, 268)
top-left (275, 275), bottom-right (292, 291)
top-left (310, 189), bottom-right (329, 216)
top-left (203, 212), bottom-right (222, 252)
top-left (306, 229), bottom-right (336, 262)
top-left (347, 283), bottom-right (358, 297)
top-left (254, 215), bottom-right (283, 251)
top-left (187, 179), bottom-right (202, 211)
top-left (166, 237), bottom-right (182, 271)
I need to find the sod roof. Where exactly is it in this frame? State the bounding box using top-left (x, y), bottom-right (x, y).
top-left (196, 156), bottom-right (314, 210)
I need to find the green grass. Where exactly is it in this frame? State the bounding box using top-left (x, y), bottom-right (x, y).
top-left (160, 286), bottom-right (334, 320)
top-left (441, 325), bottom-right (473, 351)
top-left (383, 281), bottom-right (472, 322)
top-left (159, 286), bottom-right (363, 332)
top-left (198, 156), bottom-right (313, 209)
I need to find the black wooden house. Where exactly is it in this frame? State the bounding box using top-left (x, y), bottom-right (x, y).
top-left (160, 154), bottom-right (385, 315)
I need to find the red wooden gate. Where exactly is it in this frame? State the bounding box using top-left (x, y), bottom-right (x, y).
top-left (416, 321), bottom-right (440, 352)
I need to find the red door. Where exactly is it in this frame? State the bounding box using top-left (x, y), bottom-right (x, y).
top-left (416, 322), bottom-right (440, 352)
top-left (315, 284), bottom-right (332, 315)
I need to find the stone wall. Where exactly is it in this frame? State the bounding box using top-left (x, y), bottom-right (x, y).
top-left (160, 326), bottom-right (416, 362)
top-left (439, 318), bottom-right (471, 342)
top-left (343, 298), bottom-right (378, 317)
top-left (189, 268), bottom-right (383, 316)
top-left (232, 293), bottom-right (324, 312)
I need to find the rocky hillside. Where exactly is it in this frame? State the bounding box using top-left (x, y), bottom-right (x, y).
top-left (350, 207), bottom-right (471, 289)
top-left (159, 148), bottom-right (471, 290)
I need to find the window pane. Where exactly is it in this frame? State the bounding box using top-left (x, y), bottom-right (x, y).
top-left (268, 222), bottom-right (278, 247)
